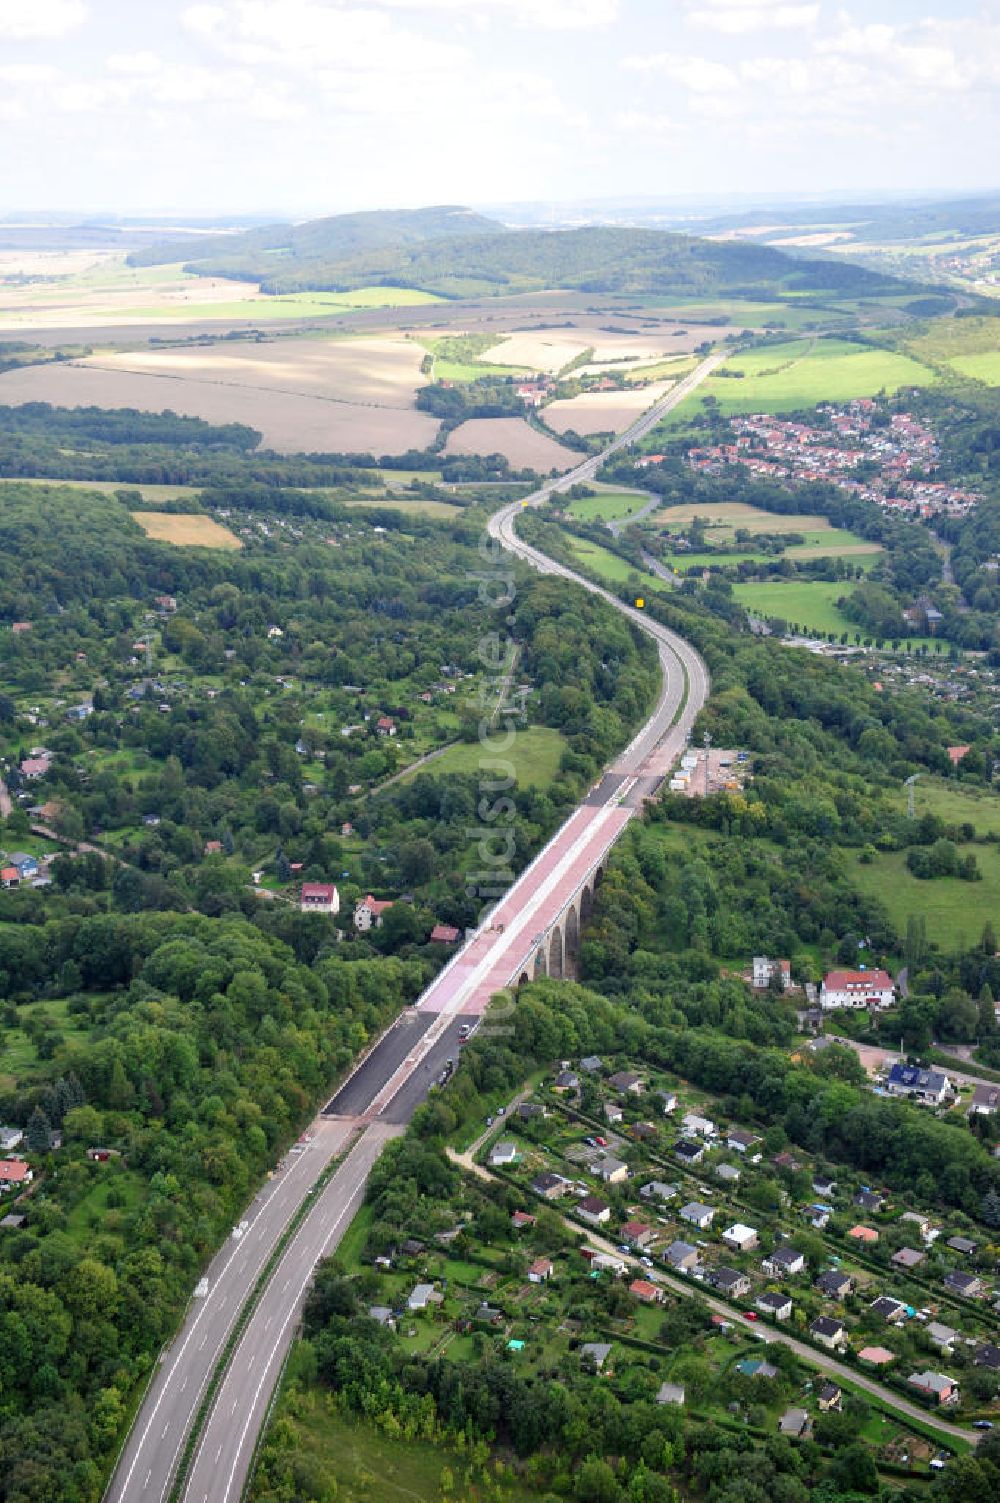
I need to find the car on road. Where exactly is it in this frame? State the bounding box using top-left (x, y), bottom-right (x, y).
top-left (594, 1136), bottom-right (607, 1146)
top-left (744, 1312), bottom-right (758, 1321)
top-left (973, 1421), bottom-right (993, 1430)
top-left (640, 1256), bottom-right (654, 1269)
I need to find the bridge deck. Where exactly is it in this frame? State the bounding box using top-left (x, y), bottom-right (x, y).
top-left (418, 802), bottom-right (632, 1015)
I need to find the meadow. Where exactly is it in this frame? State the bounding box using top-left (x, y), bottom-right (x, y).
top-left (1, 477), bottom-right (201, 504)
top-left (731, 579), bottom-right (858, 635)
top-left (565, 489), bottom-right (652, 521)
top-left (565, 536), bottom-right (671, 591)
top-left (400, 726), bottom-right (565, 789)
top-left (655, 337), bottom-right (937, 428)
top-left (850, 843), bottom-right (1000, 951)
top-left (131, 512), bottom-right (242, 549)
top-left (948, 352), bottom-right (1000, 385)
top-left (890, 776), bottom-right (1000, 837)
top-left (340, 496), bottom-right (464, 519)
top-left (651, 499), bottom-right (883, 567)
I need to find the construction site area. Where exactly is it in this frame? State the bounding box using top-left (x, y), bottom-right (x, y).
top-left (669, 747), bottom-right (751, 798)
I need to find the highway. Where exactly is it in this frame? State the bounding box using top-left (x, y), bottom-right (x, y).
top-left (107, 358), bottom-right (717, 1503)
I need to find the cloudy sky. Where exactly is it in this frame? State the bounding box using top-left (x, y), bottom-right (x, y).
top-left (0, 0), bottom-right (997, 217)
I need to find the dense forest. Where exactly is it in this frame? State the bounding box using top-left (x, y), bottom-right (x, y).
top-left (131, 214), bottom-right (912, 300)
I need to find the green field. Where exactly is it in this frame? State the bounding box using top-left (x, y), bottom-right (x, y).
top-left (656, 337), bottom-right (937, 428)
top-left (668, 542), bottom-right (880, 572)
top-left (566, 490), bottom-right (651, 522)
top-left (948, 352), bottom-right (1000, 385)
top-left (565, 536), bottom-right (671, 591)
top-left (401, 726), bottom-right (566, 788)
top-left (419, 332), bottom-right (531, 383)
top-left (894, 776), bottom-right (1000, 837)
top-left (732, 579), bottom-right (858, 635)
top-left (851, 844), bottom-right (1000, 950)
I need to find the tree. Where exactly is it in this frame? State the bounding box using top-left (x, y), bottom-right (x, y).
top-left (978, 984), bottom-right (995, 1040)
top-left (26, 1106), bottom-right (52, 1155)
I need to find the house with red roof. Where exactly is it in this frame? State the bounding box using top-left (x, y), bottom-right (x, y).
top-left (820, 969), bottom-right (894, 1011)
top-left (354, 894), bottom-right (394, 931)
top-left (430, 923), bottom-right (460, 944)
top-left (300, 883), bottom-right (340, 916)
top-left (0, 1159), bottom-right (32, 1189)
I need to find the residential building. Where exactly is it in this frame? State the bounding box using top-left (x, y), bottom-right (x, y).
top-left (657, 1090), bottom-right (678, 1115)
top-left (0, 1160), bottom-right (32, 1189)
top-left (354, 894), bottom-right (393, 931)
top-left (926, 1322), bottom-right (957, 1353)
top-left (970, 1084), bottom-right (1000, 1116)
top-left (943, 1270), bottom-right (984, 1298)
top-left (870, 1295), bottom-right (907, 1324)
top-left (8, 854), bottom-right (38, 880)
top-left (656, 1382), bottom-right (685, 1405)
top-left (885, 1063), bottom-right (951, 1105)
top-left (368, 1306), bottom-right (395, 1327)
top-left (757, 1291), bottom-right (792, 1321)
top-left (300, 882), bottom-right (340, 915)
top-left (779, 1408), bottom-right (811, 1438)
top-left (578, 1195), bottom-right (611, 1226)
top-left (715, 1162), bottom-right (740, 1185)
top-left (711, 1267), bottom-right (751, 1299)
top-left (528, 1257), bottom-right (553, 1283)
top-left (489, 1141), bottom-right (518, 1167)
top-left (590, 1252), bottom-right (627, 1276)
top-left (907, 1371), bottom-right (959, 1406)
top-left (510, 1211), bottom-right (535, 1232)
top-left (820, 968), bottom-right (894, 1010)
top-left (817, 1383), bottom-right (842, 1413)
top-left (429, 923), bottom-right (460, 944)
top-left (596, 1157), bottom-right (628, 1185)
top-left (406, 1283), bottom-right (436, 1311)
top-left (639, 1180), bottom-right (678, 1204)
top-left (682, 1111), bottom-right (716, 1138)
top-left (674, 1138), bottom-right (705, 1165)
top-left (722, 1222), bottom-right (759, 1253)
top-left (0, 1128), bottom-right (23, 1152)
top-left (621, 1220), bottom-right (653, 1248)
top-left (580, 1342), bottom-right (612, 1372)
top-left (854, 1189), bottom-right (885, 1214)
top-left (608, 1070), bottom-right (644, 1095)
top-left (553, 1070), bottom-right (580, 1092)
top-left (752, 956), bottom-right (792, 990)
top-left (604, 1102), bottom-right (624, 1124)
top-left (858, 1346), bottom-right (895, 1366)
top-left (810, 1316), bottom-right (847, 1350)
top-left (847, 1225), bottom-right (879, 1245)
top-left (531, 1172), bottom-right (568, 1201)
top-left (763, 1246), bottom-right (806, 1278)
top-left (892, 1247), bottom-right (925, 1271)
top-left (973, 1343), bottom-right (1000, 1373)
top-left (579, 1055), bottom-right (604, 1073)
top-left (946, 1235), bottom-right (978, 1256)
top-left (680, 1202), bottom-right (715, 1230)
top-left (628, 1278), bottom-right (661, 1304)
top-left (665, 1240), bottom-right (699, 1271)
top-left (0, 868), bottom-right (19, 889)
top-left (736, 1358), bottom-right (778, 1380)
top-left (727, 1129), bottom-right (759, 1155)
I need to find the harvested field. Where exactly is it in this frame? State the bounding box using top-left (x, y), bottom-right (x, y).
top-left (543, 381), bottom-right (673, 436)
top-left (487, 322), bottom-right (732, 373)
top-left (84, 335), bottom-right (428, 406)
top-left (0, 357), bottom-right (439, 455)
top-left (132, 512), bottom-right (241, 549)
top-left (651, 501), bottom-right (835, 532)
top-left (443, 417), bottom-right (576, 472)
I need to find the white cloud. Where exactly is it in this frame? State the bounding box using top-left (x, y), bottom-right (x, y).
top-left (181, 1), bottom-right (466, 74)
top-left (687, 2), bottom-right (819, 35)
top-left (382, 0), bottom-right (619, 25)
top-left (0, 0), bottom-right (86, 39)
top-left (106, 51), bottom-right (164, 76)
top-left (623, 52), bottom-right (739, 92)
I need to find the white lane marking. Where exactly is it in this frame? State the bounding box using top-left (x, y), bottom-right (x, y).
top-left (144, 1472), bottom-right (151, 1490)
top-left (161, 1425), bottom-right (169, 1439)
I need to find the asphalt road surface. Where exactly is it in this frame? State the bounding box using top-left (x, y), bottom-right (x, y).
top-left (182, 1123), bottom-right (402, 1503)
top-left (105, 1117), bottom-right (355, 1503)
top-left (109, 359), bottom-right (718, 1503)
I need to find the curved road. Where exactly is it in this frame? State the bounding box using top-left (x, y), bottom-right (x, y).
top-left (108, 361), bottom-right (718, 1503)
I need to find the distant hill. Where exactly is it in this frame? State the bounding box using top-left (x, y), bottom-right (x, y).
top-left (126, 204), bottom-right (505, 277)
top-left (134, 210), bottom-right (912, 302)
